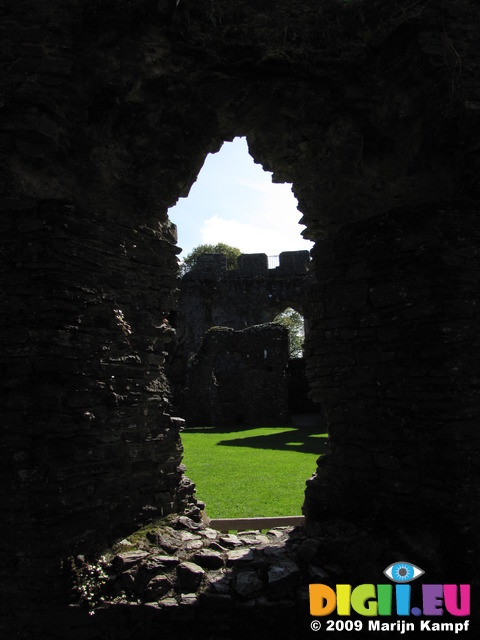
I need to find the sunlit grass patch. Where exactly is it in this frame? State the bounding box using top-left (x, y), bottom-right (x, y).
top-left (181, 426), bottom-right (328, 519)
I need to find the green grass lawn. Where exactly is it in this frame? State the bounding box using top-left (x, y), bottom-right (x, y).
top-left (181, 425), bottom-right (328, 518)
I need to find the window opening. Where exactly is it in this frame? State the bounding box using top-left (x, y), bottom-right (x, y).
top-left (273, 307), bottom-right (304, 359)
top-left (169, 137), bottom-right (313, 262)
top-left (168, 137), bottom-right (324, 522)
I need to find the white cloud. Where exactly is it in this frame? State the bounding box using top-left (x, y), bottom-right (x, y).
top-left (200, 179), bottom-right (312, 256)
top-left (201, 207), bottom-right (312, 256)
top-left (169, 136), bottom-right (313, 257)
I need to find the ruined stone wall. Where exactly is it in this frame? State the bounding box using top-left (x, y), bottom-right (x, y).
top-left (171, 250), bottom-right (311, 418)
top-left (171, 250), bottom-right (309, 402)
top-left (1, 200), bottom-right (194, 629)
top-left (178, 250), bottom-right (309, 352)
top-left (0, 1), bottom-right (200, 632)
top-left (186, 324), bottom-right (290, 427)
top-left (1, 0), bottom-right (480, 636)
top-left (303, 203), bottom-right (480, 539)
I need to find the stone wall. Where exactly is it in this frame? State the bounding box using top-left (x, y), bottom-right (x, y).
top-left (170, 250), bottom-right (310, 412)
top-left (304, 203), bottom-right (480, 541)
top-left (186, 324), bottom-right (290, 427)
top-left (1, 0), bottom-right (480, 636)
top-left (178, 250), bottom-right (310, 352)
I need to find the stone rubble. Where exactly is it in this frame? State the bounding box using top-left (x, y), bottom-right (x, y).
top-left (74, 516), bottom-right (329, 614)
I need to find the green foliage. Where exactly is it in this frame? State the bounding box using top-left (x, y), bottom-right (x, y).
top-left (274, 307), bottom-right (304, 358)
top-left (180, 243), bottom-right (241, 276)
top-left (181, 426), bottom-right (328, 518)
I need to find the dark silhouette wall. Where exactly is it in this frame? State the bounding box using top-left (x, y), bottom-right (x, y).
top-left (186, 324), bottom-right (290, 427)
top-left (1, 0), bottom-right (480, 636)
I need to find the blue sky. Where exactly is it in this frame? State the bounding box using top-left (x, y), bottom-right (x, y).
top-left (168, 137), bottom-right (313, 259)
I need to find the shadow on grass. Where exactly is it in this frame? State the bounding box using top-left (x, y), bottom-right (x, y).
top-left (216, 427), bottom-right (329, 455)
top-left (183, 424), bottom-right (288, 434)
top-left (184, 419), bottom-right (329, 456)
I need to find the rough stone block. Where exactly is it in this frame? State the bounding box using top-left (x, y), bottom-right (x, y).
top-left (267, 560), bottom-right (300, 598)
top-left (234, 570), bottom-right (263, 598)
top-left (176, 561), bottom-right (205, 592)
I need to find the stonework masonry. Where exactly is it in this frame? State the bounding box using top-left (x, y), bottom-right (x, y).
top-left (1, 0), bottom-right (480, 637)
top-left (186, 324), bottom-right (290, 427)
top-left (64, 515), bottom-right (360, 640)
top-left (176, 250), bottom-right (310, 355)
top-left (170, 250), bottom-right (311, 418)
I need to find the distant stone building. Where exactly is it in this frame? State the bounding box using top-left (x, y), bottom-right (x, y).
top-left (177, 250), bottom-right (310, 355)
top-left (170, 250), bottom-right (314, 425)
top-left (186, 324), bottom-right (290, 426)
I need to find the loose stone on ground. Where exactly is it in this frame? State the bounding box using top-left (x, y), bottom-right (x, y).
top-left (76, 516), bottom-right (329, 614)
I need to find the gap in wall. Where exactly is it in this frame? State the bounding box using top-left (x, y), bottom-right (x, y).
top-left (168, 137), bottom-right (324, 520)
top-left (168, 136), bottom-right (313, 263)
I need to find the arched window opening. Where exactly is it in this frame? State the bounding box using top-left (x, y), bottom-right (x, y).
top-left (273, 307), bottom-right (305, 359)
top-left (167, 137), bottom-right (326, 522)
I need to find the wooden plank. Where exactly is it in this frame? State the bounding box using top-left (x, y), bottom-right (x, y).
top-left (208, 515), bottom-right (305, 532)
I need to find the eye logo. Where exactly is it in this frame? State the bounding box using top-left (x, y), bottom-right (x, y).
top-left (383, 561), bottom-right (424, 583)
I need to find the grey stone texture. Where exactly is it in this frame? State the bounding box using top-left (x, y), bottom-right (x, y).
top-left (71, 517), bottom-right (324, 625)
top-left (176, 561), bottom-right (205, 592)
